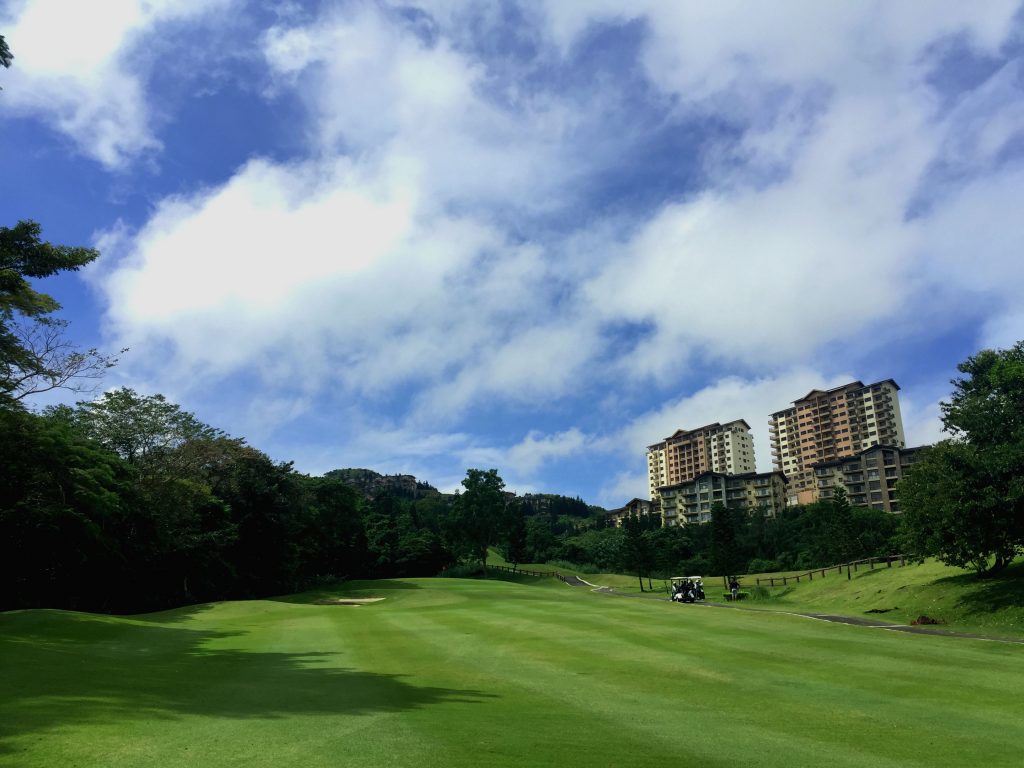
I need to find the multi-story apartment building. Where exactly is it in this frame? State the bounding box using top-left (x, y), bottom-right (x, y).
top-left (658, 471), bottom-right (788, 526)
top-left (646, 420), bottom-right (755, 500)
top-left (769, 379), bottom-right (905, 506)
top-left (605, 497), bottom-right (657, 527)
top-left (813, 444), bottom-right (922, 512)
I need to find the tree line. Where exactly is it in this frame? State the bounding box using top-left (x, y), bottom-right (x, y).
top-left (495, 486), bottom-right (900, 590)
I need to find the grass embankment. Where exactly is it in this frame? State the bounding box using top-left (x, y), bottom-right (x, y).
top-left (486, 549), bottom-right (664, 594)
top-left (746, 559), bottom-right (1024, 637)
top-left (490, 551), bottom-right (1024, 638)
top-left (3, 578), bottom-right (1023, 768)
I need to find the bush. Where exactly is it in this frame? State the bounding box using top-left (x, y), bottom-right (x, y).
top-left (746, 559), bottom-right (781, 574)
top-left (548, 559), bottom-right (600, 574)
top-left (442, 563), bottom-right (486, 578)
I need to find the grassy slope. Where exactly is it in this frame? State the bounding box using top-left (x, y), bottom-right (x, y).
top-left (3, 579), bottom-right (1023, 768)
top-left (490, 551), bottom-right (1024, 637)
top-left (748, 559), bottom-right (1024, 637)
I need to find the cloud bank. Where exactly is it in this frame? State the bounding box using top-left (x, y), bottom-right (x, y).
top-left (30, 0), bottom-right (1020, 499)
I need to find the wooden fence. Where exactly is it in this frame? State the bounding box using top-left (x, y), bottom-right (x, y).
top-left (754, 554), bottom-right (913, 587)
top-left (487, 564), bottom-right (566, 581)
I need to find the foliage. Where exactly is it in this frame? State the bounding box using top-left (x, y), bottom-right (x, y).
top-left (0, 33), bottom-right (12, 70)
top-left (0, 406), bottom-right (132, 611)
top-left (1, 220), bottom-right (109, 404)
top-left (900, 341), bottom-right (1024, 576)
top-left (709, 502), bottom-right (744, 576)
top-left (0, 395), bottom-right (456, 612)
top-left (71, 388), bottom-right (226, 465)
top-left (450, 468), bottom-right (508, 571)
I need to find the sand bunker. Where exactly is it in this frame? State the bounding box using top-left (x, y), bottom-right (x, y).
top-left (313, 597), bottom-right (386, 606)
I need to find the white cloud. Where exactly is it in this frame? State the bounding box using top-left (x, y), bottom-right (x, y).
top-left (1, 0), bottom-right (232, 167)
top-left (901, 393), bottom-right (946, 448)
top-left (87, 1), bottom-right (1024, 498)
top-left (597, 469), bottom-right (649, 508)
top-left (461, 427), bottom-right (587, 476)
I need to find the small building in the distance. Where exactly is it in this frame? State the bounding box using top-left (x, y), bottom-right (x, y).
top-left (657, 471), bottom-right (788, 526)
top-left (811, 444), bottom-right (924, 512)
top-left (605, 497), bottom-right (657, 527)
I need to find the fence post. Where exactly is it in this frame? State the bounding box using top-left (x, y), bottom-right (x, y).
top-left (847, 563), bottom-right (851, 580)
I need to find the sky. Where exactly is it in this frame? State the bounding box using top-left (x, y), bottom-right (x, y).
top-left (2, 1), bottom-right (1023, 506)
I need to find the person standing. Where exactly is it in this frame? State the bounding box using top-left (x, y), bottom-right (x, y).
top-left (729, 577), bottom-right (739, 602)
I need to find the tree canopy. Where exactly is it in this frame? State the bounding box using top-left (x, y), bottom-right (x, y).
top-left (451, 468), bottom-right (508, 572)
top-left (1, 220), bottom-right (118, 404)
top-left (899, 341), bottom-right (1024, 576)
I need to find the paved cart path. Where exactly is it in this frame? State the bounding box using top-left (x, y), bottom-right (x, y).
top-left (563, 579), bottom-right (1024, 645)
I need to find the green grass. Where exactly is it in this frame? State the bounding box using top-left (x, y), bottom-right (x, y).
top-left (743, 559), bottom-right (1024, 638)
top-left (3, 578), bottom-right (1023, 768)
top-left (491, 550), bottom-right (1024, 637)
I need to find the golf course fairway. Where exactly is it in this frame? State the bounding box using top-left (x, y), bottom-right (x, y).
top-left (2, 578), bottom-right (1022, 768)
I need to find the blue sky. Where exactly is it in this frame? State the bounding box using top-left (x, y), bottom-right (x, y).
top-left (3, 1), bottom-right (1023, 505)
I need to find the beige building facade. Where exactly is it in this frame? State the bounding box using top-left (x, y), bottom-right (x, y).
top-left (769, 379), bottom-right (906, 506)
top-left (646, 420), bottom-right (756, 500)
top-left (658, 471), bottom-right (788, 526)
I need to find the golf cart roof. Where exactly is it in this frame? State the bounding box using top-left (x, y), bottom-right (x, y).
top-left (671, 576), bottom-right (703, 581)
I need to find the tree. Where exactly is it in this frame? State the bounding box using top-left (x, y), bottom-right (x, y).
top-left (72, 388), bottom-right (225, 466)
top-left (823, 486), bottom-right (857, 565)
top-left (899, 342), bottom-right (1024, 576)
top-left (0, 406), bottom-right (133, 611)
top-left (620, 513), bottom-right (658, 591)
top-left (1, 220), bottom-right (114, 404)
top-left (709, 502), bottom-right (744, 577)
top-left (450, 468), bottom-right (507, 573)
top-left (0, 34), bottom-right (12, 83)
top-left (4, 316), bottom-right (122, 401)
top-left (503, 505), bottom-right (529, 571)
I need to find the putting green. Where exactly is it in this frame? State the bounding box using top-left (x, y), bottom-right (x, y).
top-left (2, 578), bottom-right (1022, 768)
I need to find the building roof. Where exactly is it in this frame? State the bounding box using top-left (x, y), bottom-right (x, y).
top-left (809, 443), bottom-right (926, 470)
top-left (772, 378), bottom-right (900, 416)
top-left (656, 469), bottom-right (786, 493)
top-left (605, 497), bottom-right (652, 516)
top-left (648, 419), bottom-right (752, 449)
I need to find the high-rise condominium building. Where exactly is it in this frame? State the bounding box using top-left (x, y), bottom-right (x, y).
top-left (647, 420), bottom-right (755, 500)
top-left (769, 379), bottom-right (905, 506)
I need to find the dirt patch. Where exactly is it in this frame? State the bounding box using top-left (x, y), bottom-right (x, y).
top-left (313, 597), bottom-right (386, 606)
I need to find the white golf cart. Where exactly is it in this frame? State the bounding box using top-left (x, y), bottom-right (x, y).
top-left (670, 576), bottom-right (705, 603)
